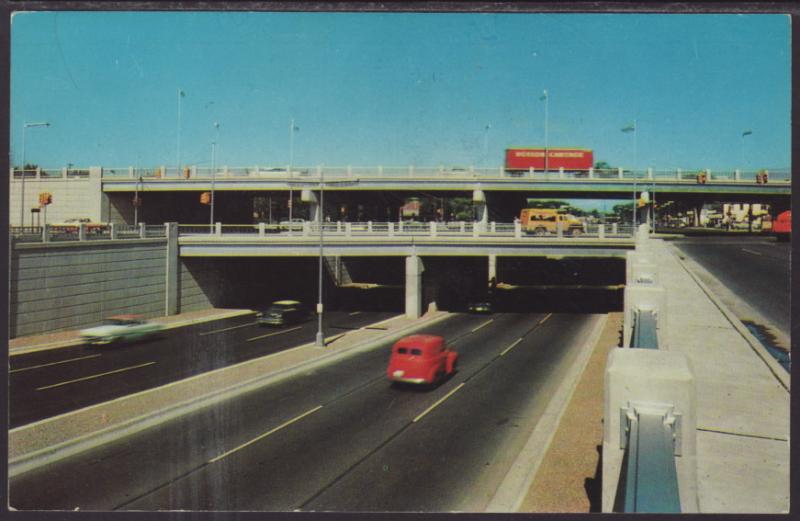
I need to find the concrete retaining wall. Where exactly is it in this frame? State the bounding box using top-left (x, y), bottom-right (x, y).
top-left (9, 239), bottom-right (169, 337)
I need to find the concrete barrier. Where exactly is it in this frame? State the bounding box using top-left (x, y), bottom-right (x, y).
top-left (603, 348), bottom-right (698, 513)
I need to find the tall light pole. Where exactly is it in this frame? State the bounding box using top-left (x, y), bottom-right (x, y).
top-left (177, 89), bottom-right (185, 177)
top-left (288, 118), bottom-right (299, 234)
top-left (622, 121), bottom-right (637, 227)
top-left (20, 121), bottom-right (50, 226)
top-left (483, 124), bottom-right (491, 166)
top-left (315, 168), bottom-right (325, 347)
top-left (540, 90), bottom-right (549, 172)
top-left (210, 122), bottom-right (220, 227)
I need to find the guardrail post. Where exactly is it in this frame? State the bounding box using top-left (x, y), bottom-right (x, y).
top-left (215, 222), bottom-right (222, 236)
top-left (460, 221), bottom-right (465, 233)
top-left (647, 168), bottom-right (653, 180)
top-left (514, 221), bottom-right (522, 238)
top-left (139, 222), bottom-right (146, 238)
top-left (367, 221), bottom-right (373, 233)
top-left (557, 221), bottom-right (564, 238)
top-left (336, 221), bottom-right (342, 233)
top-left (345, 222), bottom-right (352, 237)
top-left (612, 223), bottom-right (618, 235)
top-left (110, 223), bottom-right (117, 239)
top-left (597, 224), bottom-right (605, 238)
top-left (258, 222), bottom-right (265, 237)
top-left (624, 285), bottom-right (667, 348)
top-left (378, 165), bottom-right (383, 176)
top-left (78, 223), bottom-right (87, 241)
top-left (705, 168), bottom-right (711, 181)
top-left (409, 165), bottom-right (414, 177)
top-left (589, 167), bottom-right (594, 179)
top-left (676, 168), bottom-right (682, 180)
top-left (734, 169), bottom-right (740, 181)
top-left (559, 167), bottom-right (565, 179)
top-left (528, 167), bottom-right (534, 177)
top-left (129, 166), bottom-right (134, 178)
top-left (41, 224), bottom-right (50, 243)
top-left (347, 165), bottom-right (352, 177)
top-left (302, 222), bottom-right (311, 236)
top-left (490, 221), bottom-right (496, 233)
top-left (398, 220), bottom-right (403, 233)
top-left (603, 348), bottom-right (697, 513)
top-left (619, 167), bottom-right (624, 179)
top-left (430, 221), bottom-right (437, 237)
top-left (388, 222), bottom-right (394, 237)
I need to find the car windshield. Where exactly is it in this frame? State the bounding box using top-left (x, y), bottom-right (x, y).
top-left (267, 304), bottom-right (294, 313)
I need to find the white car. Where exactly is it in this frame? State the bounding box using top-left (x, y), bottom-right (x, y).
top-left (80, 315), bottom-right (163, 345)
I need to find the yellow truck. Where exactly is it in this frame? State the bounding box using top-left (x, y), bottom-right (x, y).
top-left (520, 208), bottom-right (584, 236)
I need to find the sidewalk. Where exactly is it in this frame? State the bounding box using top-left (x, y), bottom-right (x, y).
top-left (518, 238), bottom-right (789, 513)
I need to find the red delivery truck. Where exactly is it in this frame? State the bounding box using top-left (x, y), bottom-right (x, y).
top-left (505, 147), bottom-right (594, 171)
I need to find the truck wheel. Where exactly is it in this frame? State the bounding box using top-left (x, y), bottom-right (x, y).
top-left (570, 228), bottom-right (583, 237)
top-left (534, 227), bottom-right (547, 236)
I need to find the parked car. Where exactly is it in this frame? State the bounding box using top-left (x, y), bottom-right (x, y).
top-left (80, 315), bottom-right (163, 345)
top-left (256, 300), bottom-right (307, 326)
top-left (773, 210), bottom-right (791, 242)
top-left (387, 334), bottom-right (458, 385)
top-left (50, 218), bottom-right (106, 234)
top-left (467, 300), bottom-right (493, 314)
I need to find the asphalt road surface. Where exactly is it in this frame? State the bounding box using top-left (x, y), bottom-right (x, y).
top-left (671, 236), bottom-right (791, 337)
top-left (10, 312), bottom-right (600, 512)
top-left (9, 311), bottom-right (396, 428)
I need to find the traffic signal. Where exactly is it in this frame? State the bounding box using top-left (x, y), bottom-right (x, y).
top-left (38, 192), bottom-right (52, 206)
top-left (200, 192), bottom-right (211, 205)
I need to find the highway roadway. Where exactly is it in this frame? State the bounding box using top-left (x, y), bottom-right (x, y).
top-left (9, 311), bottom-right (396, 428)
top-left (9, 312), bottom-right (601, 511)
top-left (671, 236), bottom-right (791, 337)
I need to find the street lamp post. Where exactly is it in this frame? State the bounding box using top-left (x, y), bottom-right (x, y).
top-left (20, 121), bottom-right (50, 226)
top-left (210, 122), bottom-right (220, 228)
top-left (288, 118), bottom-right (298, 235)
top-left (177, 89), bottom-right (185, 177)
top-left (540, 90), bottom-right (549, 172)
top-left (315, 168), bottom-right (325, 347)
top-left (741, 129), bottom-right (753, 171)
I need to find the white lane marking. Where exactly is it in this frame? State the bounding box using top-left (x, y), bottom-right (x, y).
top-left (349, 311), bottom-right (361, 316)
top-left (413, 382), bottom-right (465, 423)
top-left (500, 338), bottom-right (524, 357)
top-left (36, 362), bottom-right (156, 391)
top-left (471, 319), bottom-right (494, 333)
top-left (246, 326), bottom-right (303, 342)
top-left (742, 248), bottom-right (763, 256)
top-left (199, 322), bottom-right (257, 336)
top-left (538, 313), bottom-right (552, 325)
top-left (208, 405), bottom-right (324, 463)
top-left (10, 354), bottom-right (102, 374)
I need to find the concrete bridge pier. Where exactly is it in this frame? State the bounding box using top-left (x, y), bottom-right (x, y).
top-left (405, 255), bottom-right (425, 319)
top-left (488, 254), bottom-right (497, 288)
top-left (473, 188), bottom-right (488, 231)
top-left (301, 189), bottom-right (320, 223)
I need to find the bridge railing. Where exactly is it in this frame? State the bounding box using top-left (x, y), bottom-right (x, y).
top-left (96, 165), bottom-right (791, 184)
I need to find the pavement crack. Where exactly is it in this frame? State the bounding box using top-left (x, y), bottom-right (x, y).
top-left (697, 427), bottom-right (788, 442)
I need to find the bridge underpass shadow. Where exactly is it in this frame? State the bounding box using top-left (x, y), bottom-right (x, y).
top-left (437, 287), bottom-right (623, 314)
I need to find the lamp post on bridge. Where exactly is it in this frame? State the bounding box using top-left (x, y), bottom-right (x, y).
top-left (210, 121), bottom-right (220, 227)
top-left (20, 121), bottom-right (50, 227)
top-left (315, 167), bottom-right (326, 348)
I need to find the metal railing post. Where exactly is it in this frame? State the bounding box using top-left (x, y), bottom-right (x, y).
top-left (388, 222), bottom-right (394, 237)
top-left (139, 222), bottom-right (146, 238)
top-left (110, 223), bottom-right (117, 240)
top-left (78, 223), bottom-right (87, 241)
top-left (557, 221), bottom-right (564, 238)
top-left (258, 222), bottom-right (265, 237)
top-left (215, 222), bottom-right (222, 236)
top-left (42, 224), bottom-right (50, 243)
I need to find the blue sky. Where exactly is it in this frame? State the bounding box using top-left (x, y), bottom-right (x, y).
top-left (11, 11), bottom-right (791, 172)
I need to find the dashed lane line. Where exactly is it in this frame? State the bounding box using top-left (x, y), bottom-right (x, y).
top-left (471, 319), bottom-right (494, 333)
top-left (413, 383), bottom-right (466, 423)
top-left (246, 326), bottom-right (303, 342)
top-left (10, 354), bottom-right (102, 374)
top-left (199, 322), bottom-right (257, 336)
top-left (500, 338), bottom-right (524, 357)
top-left (741, 248), bottom-right (763, 256)
top-left (35, 362), bottom-right (156, 391)
top-left (208, 405), bottom-right (324, 463)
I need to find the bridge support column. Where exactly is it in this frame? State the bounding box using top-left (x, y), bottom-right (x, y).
top-left (165, 222), bottom-right (179, 316)
top-left (302, 189), bottom-right (320, 223)
top-left (473, 188), bottom-right (488, 231)
top-left (405, 255), bottom-right (425, 319)
top-left (488, 254), bottom-right (497, 286)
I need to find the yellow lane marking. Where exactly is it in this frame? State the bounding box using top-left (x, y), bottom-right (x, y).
top-left (209, 405), bottom-right (324, 463)
top-left (413, 383), bottom-right (465, 423)
top-left (10, 354), bottom-right (102, 374)
top-left (500, 338), bottom-right (524, 357)
top-left (35, 362), bottom-right (156, 391)
top-left (199, 322), bottom-right (257, 336)
top-left (538, 313), bottom-right (552, 325)
top-left (471, 319), bottom-right (494, 333)
top-left (246, 326), bottom-right (303, 342)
